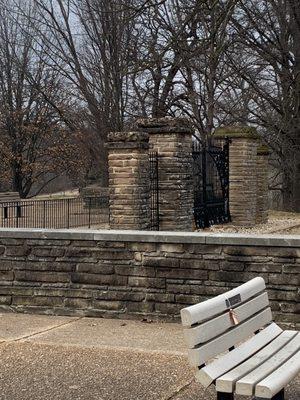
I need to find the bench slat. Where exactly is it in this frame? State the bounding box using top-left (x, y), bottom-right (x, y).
top-left (255, 351), bottom-right (300, 399)
top-left (196, 322), bottom-right (282, 387)
top-left (216, 330), bottom-right (297, 393)
top-left (235, 332), bottom-right (300, 396)
top-left (184, 292), bottom-right (269, 348)
top-left (181, 277), bottom-right (265, 327)
top-left (188, 307), bottom-right (272, 367)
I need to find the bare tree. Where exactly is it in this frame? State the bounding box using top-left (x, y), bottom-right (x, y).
top-left (31, 0), bottom-right (139, 186)
top-left (226, 0), bottom-right (300, 210)
top-left (0, 1), bottom-right (83, 197)
top-left (129, 0), bottom-right (238, 140)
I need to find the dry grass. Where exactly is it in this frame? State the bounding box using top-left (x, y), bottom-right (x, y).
top-left (205, 210), bottom-right (300, 235)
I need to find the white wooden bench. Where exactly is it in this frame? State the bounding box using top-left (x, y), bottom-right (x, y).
top-left (180, 277), bottom-right (300, 400)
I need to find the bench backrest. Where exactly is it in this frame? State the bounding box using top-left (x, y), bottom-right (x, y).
top-left (180, 277), bottom-right (272, 367)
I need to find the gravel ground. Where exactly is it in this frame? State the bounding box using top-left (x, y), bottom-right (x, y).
top-left (205, 210), bottom-right (300, 235)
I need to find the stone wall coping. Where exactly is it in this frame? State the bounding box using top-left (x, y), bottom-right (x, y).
top-left (0, 228), bottom-right (299, 247)
top-left (136, 117), bottom-right (193, 134)
top-left (214, 126), bottom-right (260, 140)
top-left (107, 131), bottom-right (149, 143)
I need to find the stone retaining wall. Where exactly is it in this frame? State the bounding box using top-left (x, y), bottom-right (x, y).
top-left (0, 229), bottom-right (298, 327)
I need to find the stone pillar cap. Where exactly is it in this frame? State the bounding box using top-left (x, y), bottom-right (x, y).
top-left (108, 131), bottom-right (149, 142)
top-left (136, 117), bottom-right (193, 134)
top-left (257, 144), bottom-right (270, 155)
top-left (214, 126), bottom-right (260, 139)
top-left (107, 131), bottom-right (149, 149)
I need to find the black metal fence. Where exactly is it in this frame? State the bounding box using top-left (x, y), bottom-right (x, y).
top-left (149, 151), bottom-right (159, 230)
top-left (0, 197), bottom-right (108, 229)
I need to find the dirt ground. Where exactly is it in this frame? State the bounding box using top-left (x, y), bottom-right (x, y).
top-left (206, 210), bottom-right (300, 235)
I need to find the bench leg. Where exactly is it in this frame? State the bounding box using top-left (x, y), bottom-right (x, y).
top-left (217, 392), bottom-right (234, 400)
top-left (272, 389), bottom-right (284, 400)
top-left (256, 388), bottom-right (285, 400)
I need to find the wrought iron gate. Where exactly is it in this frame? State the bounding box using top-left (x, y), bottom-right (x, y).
top-left (192, 137), bottom-right (230, 228)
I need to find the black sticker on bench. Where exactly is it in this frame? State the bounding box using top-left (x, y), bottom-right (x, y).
top-left (225, 294), bottom-right (241, 308)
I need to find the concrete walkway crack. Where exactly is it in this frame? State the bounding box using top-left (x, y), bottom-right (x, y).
top-left (165, 378), bottom-right (194, 400)
top-left (9, 316), bottom-right (84, 343)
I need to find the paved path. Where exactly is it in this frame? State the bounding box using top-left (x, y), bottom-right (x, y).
top-left (0, 313), bottom-right (298, 400)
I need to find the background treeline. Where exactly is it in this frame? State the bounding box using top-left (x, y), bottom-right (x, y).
top-left (0, 0), bottom-right (299, 211)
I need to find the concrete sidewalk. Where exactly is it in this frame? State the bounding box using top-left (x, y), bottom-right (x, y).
top-left (0, 313), bottom-right (298, 400)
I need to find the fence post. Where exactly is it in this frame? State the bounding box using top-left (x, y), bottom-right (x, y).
top-left (256, 145), bottom-right (270, 224)
top-left (67, 198), bottom-right (70, 229)
top-left (137, 117), bottom-right (194, 231)
top-left (107, 131), bottom-right (150, 230)
top-left (16, 202), bottom-right (19, 228)
top-left (88, 197), bottom-right (91, 229)
top-left (43, 200), bottom-right (46, 228)
top-left (202, 146), bottom-right (209, 228)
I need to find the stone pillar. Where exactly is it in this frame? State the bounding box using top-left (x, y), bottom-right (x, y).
top-left (215, 126), bottom-right (260, 226)
top-left (107, 132), bottom-right (150, 230)
top-left (256, 145), bottom-right (270, 224)
top-left (137, 117), bottom-right (193, 231)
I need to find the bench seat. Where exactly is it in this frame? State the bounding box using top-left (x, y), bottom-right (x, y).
top-left (181, 278), bottom-right (300, 400)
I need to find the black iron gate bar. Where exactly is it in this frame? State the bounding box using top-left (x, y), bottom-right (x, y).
top-left (192, 136), bottom-right (230, 229)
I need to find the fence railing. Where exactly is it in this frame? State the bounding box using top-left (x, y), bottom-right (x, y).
top-left (0, 197), bottom-right (108, 229)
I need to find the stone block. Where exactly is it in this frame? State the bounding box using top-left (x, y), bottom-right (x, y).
top-left (145, 293), bottom-right (175, 303)
top-left (154, 302), bottom-right (182, 315)
top-left (279, 302), bottom-right (300, 313)
top-left (0, 271), bottom-right (14, 281)
top-left (221, 261), bottom-right (244, 271)
top-left (158, 243), bottom-right (184, 253)
top-left (245, 263), bottom-right (282, 273)
top-left (282, 265), bottom-right (300, 274)
top-left (92, 300), bottom-right (124, 311)
top-left (128, 243), bottom-right (156, 252)
top-left (143, 257), bottom-right (180, 268)
top-left (15, 271), bottom-right (69, 283)
top-left (0, 295), bottom-right (11, 305)
top-left (268, 290), bottom-right (298, 302)
top-left (76, 263), bottom-right (114, 274)
top-left (189, 244), bottom-right (222, 254)
top-left (175, 294), bottom-right (203, 304)
top-left (0, 239), bottom-right (25, 245)
top-left (64, 298), bottom-right (92, 309)
top-left (223, 246), bottom-right (268, 256)
top-left (180, 259), bottom-right (206, 269)
top-left (268, 247), bottom-right (300, 258)
top-left (71, 273), bottom-right (127, 286)
top-left (166, 283), bottom-right (191, 294)
top-left (5, 245), bottom-right (30, 257)
top-left (126, 301), bottom-right (154, 313)
top-left (128, 276), bottom-right (165, 289)
top-left (114, 265), bottom-right (155, 277)
top-left (31, 247), bottom-right (65, 258)
top-left (14, 261), bottom-right (74, 272)
top-left (12, 295), bottom-right (64, 307)
top-left (156, 268), bottom-right (208, 280)
top-left (95, 291), bottom-right (145, 302)
top-left (269, 273), bottom-right (299, 286)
